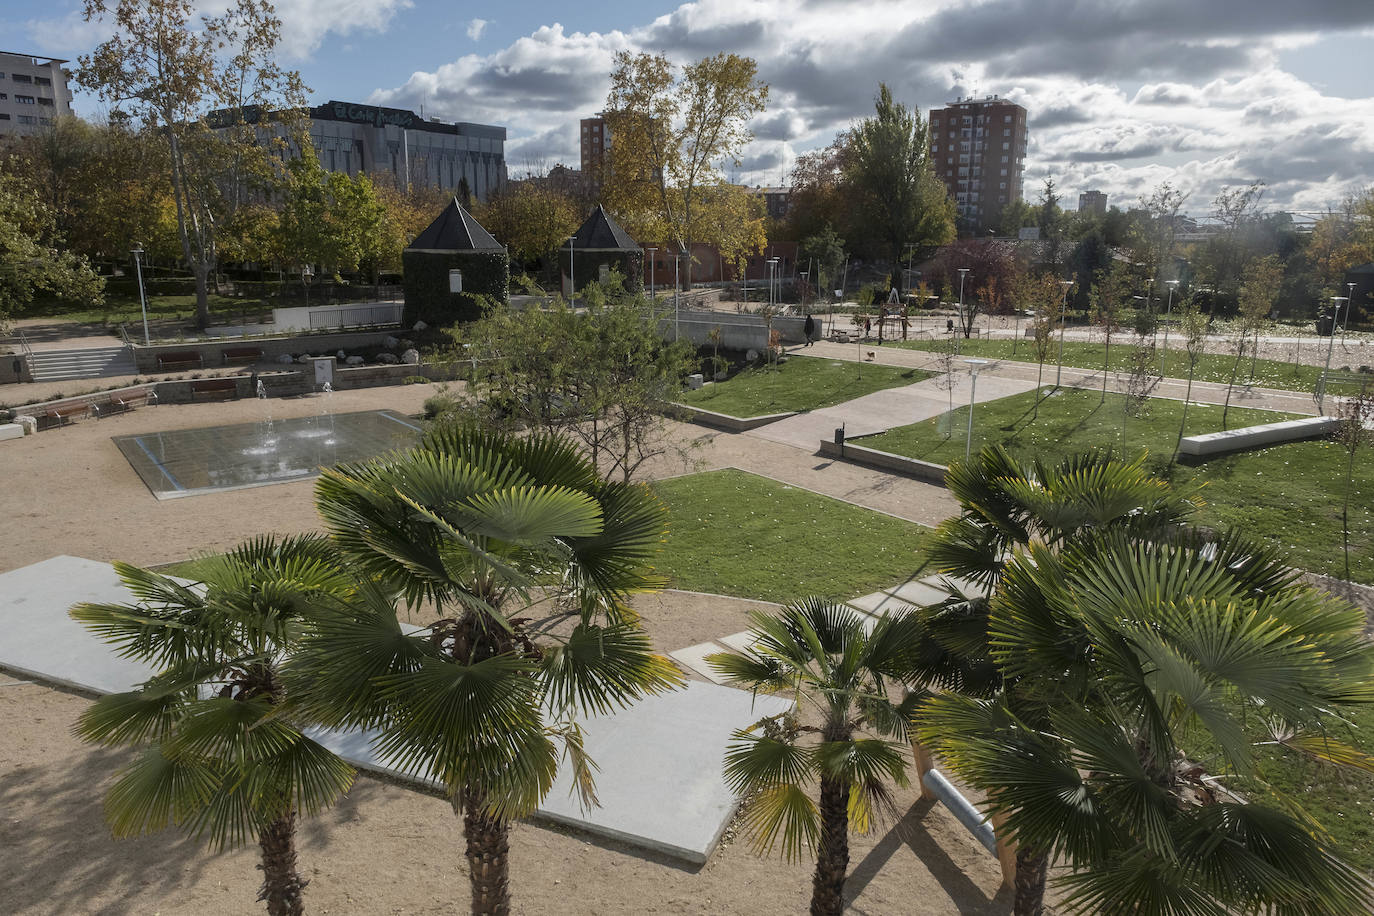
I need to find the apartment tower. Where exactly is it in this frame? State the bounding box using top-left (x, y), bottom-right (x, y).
top-left (927, 95), bottom-right (1028, 234)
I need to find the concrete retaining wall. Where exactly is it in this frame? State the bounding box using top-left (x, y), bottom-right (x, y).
top-left (671, 402), bottom-right (797, 432)
top-left (819, 438), bottom-right (950, 485)
top-left (132, 330), bottom-right (402, 373)
top-left (655, 310), bottom-right (812, 350)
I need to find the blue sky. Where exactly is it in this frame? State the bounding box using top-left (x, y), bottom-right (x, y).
top-left (9, 0), bottom-right (1374, 213)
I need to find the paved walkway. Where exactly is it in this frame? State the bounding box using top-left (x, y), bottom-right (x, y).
top-left (797, 341), bottom-right (1327, 417)
top-left (747, 369), bottom-right (1036, 451)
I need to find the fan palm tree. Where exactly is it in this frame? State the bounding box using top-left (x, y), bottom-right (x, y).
top-left (69, 535), bottom-right (357, 916)
top-left (706, 598), bottom-right (924, 916)
top-left (920, 531), bottom-right (1374, 915)
top-left (285, 426), bottom-right (682, 916)
top-left (911, 446), bottom-right (1200, 911)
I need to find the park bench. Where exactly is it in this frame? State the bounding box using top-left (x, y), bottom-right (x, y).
top-left (36, 405), bottom-right (83, 431)
top-left (189, 378), bottom-right (239, 402)
top-left (221, 346), bottom-right (264, 366)
top-left (157, 351), bottom-right (203, 371)
top-left (92, 388), bottom-right (155, 419)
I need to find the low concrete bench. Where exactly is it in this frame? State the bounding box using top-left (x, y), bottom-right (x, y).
top-left (157, 351), bottom-right (203, 371)
top-left (189, 378), bottom-right (239, 401)
top-left (222, 346), bottom-right (264, 366)
top-left (1178, 415), bottom-right (1341, 460)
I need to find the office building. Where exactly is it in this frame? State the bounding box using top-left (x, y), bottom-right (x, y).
top-left (212, 100), bottom-right (507, 201)
top-left (581, 115), bottom-right (609, 191)
top-left (927, 95), bottom-right (1028, 234)
top-left (1079, 189), bottom-right (1108, 216)
top-left (0, 51), bottom-right (74, 138)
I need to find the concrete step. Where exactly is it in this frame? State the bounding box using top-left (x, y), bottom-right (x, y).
top-left (28, 346), bottom-right (138, 382)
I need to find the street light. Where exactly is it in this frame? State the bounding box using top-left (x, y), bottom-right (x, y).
top-left (131, 243), bottom-right (150, 346)
top-left (1056, 279), bottom-right (1073, 387)
top-left (1144, 277), bottom-right (1155, 346)
top-left (646, 246), bottom-right (657, 305)
top-left (767, 258), bottom-right (780, 312)
top-left (567, 235), bottom-right (577, 304)
top-left (964, 358), bottom-right (990, 460)
top-left (1345, 281), bottom-right (1357, 338)
top-left (675, 244), bottom-right (688, 340)
top-left (956, 268), bottom-right (970, 354)
top-left (1162, 280), bottom-right (1179, 357)
top-left (799, 270), bottom-right (809, 308)
top-left (1318, 296), bottom-right (1348, 413)
top-left (302, 263), bottom-right (314, 308)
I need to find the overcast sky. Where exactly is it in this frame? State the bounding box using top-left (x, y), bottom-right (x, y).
top-left (15, 0), bottom-right (1374, 215)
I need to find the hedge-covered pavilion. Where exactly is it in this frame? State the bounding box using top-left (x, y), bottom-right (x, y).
top-left (402, 198), bottom-right (509, 327)
top-left (559, 205), bottom-right (644, 299)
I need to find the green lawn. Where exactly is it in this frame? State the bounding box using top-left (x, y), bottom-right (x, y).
top-left (158, 469), bottom-right (930, 605)
top-left (892, 337), bottom-right (1367, 395)
top-left (677, 354), bottom-right (931, 417)
top-left (23, 293), bottom-right (273, 327)
top-left (860, 387), bottom-right (1374, 584)
top-left (650, 469), bottom-right (928, 602)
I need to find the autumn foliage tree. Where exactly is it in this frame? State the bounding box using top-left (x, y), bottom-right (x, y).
top-left (78, 0), bottom-right (307, 328)
top-left (604, 51), bottom-right (769, 287)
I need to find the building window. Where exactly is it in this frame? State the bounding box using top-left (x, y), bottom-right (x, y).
top-left (37, 97), bottom-right (53, 106)
top-left (1000, 168), bottom-right (1007, 176)
top-left (13, 73), bottom-right (32, 83)
top-left (0, 93), bottom-right (6, 100)
top-left (39, 117), bottom-right (52, 126)
top-left (35, 76), bottom-right (51, 87)
top-left (999, 182), bottom-right (1007, 189)
top-left (1004, 114), bottom-right (1011, 122)
top-left (16, 95), bottom-right (35, 104)
top-left (18, 115), bottom-right (36, 124)
top-left (1002, 142), bottom-right (1009, 150)
top-left (0, 113), bottom-right (9, 120)
top-left (999, 196), bottom-right (1007, 203)
top-left (1001, 155), bottom-right (1008, 162)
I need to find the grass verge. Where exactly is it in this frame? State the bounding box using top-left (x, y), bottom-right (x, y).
top-left (860, 387), bottom-right (1373, 585)
top-left (677, 353), bottom-right (931, 417)
top-left (650, 468), bottom-right (929, 602)
top-left (891, 337), bottom-right (1369, 396)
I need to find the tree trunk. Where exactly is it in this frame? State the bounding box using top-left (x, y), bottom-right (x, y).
top-left (1223, 345), bottom-right (1242, 430)
top-left (257, 811), bottom-right (306, 916)
top-left (462, 789), bottom-right (512, 916)
top-left (1175, 359), bottom-right (1197, 459)
top-left (1012, 847), bottom-right (1048, 916)
top-left (810, 776), bottom-right (851, 916)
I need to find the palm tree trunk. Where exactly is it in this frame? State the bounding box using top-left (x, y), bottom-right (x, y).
top-left (810, 775), bottom-right (851, 916)
top-left (1012, 847), bottom-right (1048, 916)
top-left (462, 789), bottom-right (512, 916)
top-left (257, 811), bottom-right (306, 916)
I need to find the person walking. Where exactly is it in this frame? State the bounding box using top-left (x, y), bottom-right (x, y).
top-left (803, 313), bottom-right (816, 346)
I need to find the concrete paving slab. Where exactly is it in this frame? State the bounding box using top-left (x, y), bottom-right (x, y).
top-left (883, 580), bottom-right (954, 608)
top-left (0, 556), bottom-right (786, 864)
top-left (718, 631), bottom-right (761, 656)
top-left (669, 641), bottom-right (733, 684)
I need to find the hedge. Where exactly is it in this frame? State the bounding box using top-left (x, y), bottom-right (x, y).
top-left (402, 249), bottom-right (510, 327)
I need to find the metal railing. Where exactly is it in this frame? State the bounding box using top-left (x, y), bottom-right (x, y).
top-left (307, 303), bottom-right (404, 330)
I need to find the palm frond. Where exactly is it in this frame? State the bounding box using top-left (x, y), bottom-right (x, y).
top-left (541, 622), bottom-right (683, 716)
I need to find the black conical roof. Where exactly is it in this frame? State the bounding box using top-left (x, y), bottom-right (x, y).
top-left (406, 198), bottom-right (504, 252)
top-left (565, 204), bottom-right (639, 251)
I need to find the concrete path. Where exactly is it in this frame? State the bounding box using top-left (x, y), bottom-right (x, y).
top-left (0, 555), bottom-right (789, 865)
top-left (747, 369), bottom-right (1037, 451)
top-left (798, 340), bottom-right (1327, 417)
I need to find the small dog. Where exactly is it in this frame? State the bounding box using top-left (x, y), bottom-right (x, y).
top-left (865, 351), bottom-right (876, 361)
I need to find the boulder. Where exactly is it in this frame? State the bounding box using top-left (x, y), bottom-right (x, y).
top-left (277, 353), bottom-right (295, 365)
top-left (296, 354), bottom-right (313, 364)
top-left (412, 320), bottom-right (428, 332)
top-left (377, 352), bottom-right (400, 365)
top-left (344, 355), bottom-right (365, 367)
top-left (336, 350), bottom-right (347, 360)
top-left (401, 348), bottom-right (420, 365)
top-left (384, 336), bottom-right (400, 348)
top-left (15, 415), bottom-right (37, 435)
top-left (746, 349), bottom-right (760, 362)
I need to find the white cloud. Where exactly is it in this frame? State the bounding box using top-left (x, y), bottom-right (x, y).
top-left (467, 18), bottom-right (489, 41)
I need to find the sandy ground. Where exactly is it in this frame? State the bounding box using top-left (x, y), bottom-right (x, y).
top-left (0, 383), bottom-right (1010, 915)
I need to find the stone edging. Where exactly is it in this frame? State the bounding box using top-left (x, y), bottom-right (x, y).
top-left (670, 402), bottom-right (797, 431)
top-left (818, 438), bottom-right (950, 486)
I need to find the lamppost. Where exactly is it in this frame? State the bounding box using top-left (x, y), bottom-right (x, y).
top-left (956, 267), bottom-right (969, 355)
top-left (1056, 279), bottom-right (1073, 386)
top-left (674, 244), bottom-right (688, 340)
top-left (567, 235), bottom-right (576, 304)
top-left (1144, 276), bottom-right (1155, 345)
top-left (1345, 281), bottom-right (1357, 338)
top-left (302, 263), bottom-right (314, 308)
top-left (1162, 279), bottom-right (1179, 358)
top-left (646, 246), bottom-right (657, 305)
top-left (1318, 296), bottom-right (1348, 413)
top-left (964, 358), bottom-right (989, 460)
top-left (131, 243), bottom-right (150, 346)
top-left (767, 257), bottom-right (780, 311)
top-left (799, 270), bottom-right (809, 308)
